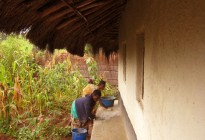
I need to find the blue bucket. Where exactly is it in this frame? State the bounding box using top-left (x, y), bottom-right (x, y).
top-left (100, 96), bottom-right (116, 107)
top-left (72, 128), bottom-right (87, 140)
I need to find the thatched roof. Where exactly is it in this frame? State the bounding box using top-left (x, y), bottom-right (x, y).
top-left (0, 0), bottom-right (126, 56)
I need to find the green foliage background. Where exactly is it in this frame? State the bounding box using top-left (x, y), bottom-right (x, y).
top-left (0, 34), bottom-right (117, 139)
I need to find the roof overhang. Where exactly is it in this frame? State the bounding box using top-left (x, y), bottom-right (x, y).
top-left (0, 0), bottom-right (126, 56)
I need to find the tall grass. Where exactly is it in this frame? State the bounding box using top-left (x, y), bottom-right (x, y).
top-left (0, 34), bottom-right (117, 139)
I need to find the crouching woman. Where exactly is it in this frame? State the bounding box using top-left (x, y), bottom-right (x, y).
top-left (70, 89), bottom-right (101, 135)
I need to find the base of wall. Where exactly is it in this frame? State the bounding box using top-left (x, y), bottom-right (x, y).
top-left (119, 94), bottom-right (138, 140)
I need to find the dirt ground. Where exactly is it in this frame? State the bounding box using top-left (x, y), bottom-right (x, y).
top-left (0, 134), bottom-right (72, 140)
top-left (62, 136), bottom-right (72, 140)
top-left (0, 133), bottom-right (90, 140)
top-left (0, 134), bottom-right (15, 140)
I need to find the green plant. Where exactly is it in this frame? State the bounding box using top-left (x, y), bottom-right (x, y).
top-left (84, 44), bottom-right (117, 97)
top-left (0, 34), bottom-right (118, 139)
top-left (84, 44), bottom-right (99, 80)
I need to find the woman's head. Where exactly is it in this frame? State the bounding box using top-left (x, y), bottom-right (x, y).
top-left (88, 79), bottom-right (94, 84)
top-left (98, 80), bottom-right (106, 90)
top-left (92, 90), bottom-right (101, 102)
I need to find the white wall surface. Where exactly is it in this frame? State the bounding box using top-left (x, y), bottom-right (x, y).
top-left (119, 0), bottom-right (205, 140)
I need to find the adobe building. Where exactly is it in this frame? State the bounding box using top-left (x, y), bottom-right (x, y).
top-left (118, 0), bottom-right (205, 140)
top-left (1, 0), bottom-right (205, 140)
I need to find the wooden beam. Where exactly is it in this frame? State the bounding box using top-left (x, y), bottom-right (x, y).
top-left (47, 1), bottom-right (100, 22)
top-left (41, 2), bottom-right (65, 18)
top-left (79, 2), bottom-right (106, 11)
top-left (86, 17), bottom-right (120, 44)
top-left (38, 0), bottom-right (95, 16)
top-left (57, 16), bottom-right (79, 30)
top-left (64, 22), bottom-right (85, 35)
top-left (85, 15), bottom-right (120, 37)
top-left (56, 3), bottom-right (105, 30)
top-left (82, 3), bottom-right (108, 17)
top-left (61, 0), bottom-right (88, 23)
top-left (66, 5), bottom-right (122, 42)
top-left (47, 9), bottom-right (73, 22)
top-left (86, 1), bottom-right (119, 23)
top-left (46, 1), bottom-right (105, 23)
top-left (87, 7), bottom-right (123, 32)
top-left (75, 0), bottom-right (96, 9)
top-left (56, 1), bottom-right (118, 33)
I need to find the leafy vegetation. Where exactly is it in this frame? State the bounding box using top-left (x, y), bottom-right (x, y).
top-left (0, 34), bottom-right (117, 139)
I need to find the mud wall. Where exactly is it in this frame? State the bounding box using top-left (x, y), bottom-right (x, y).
top-left (70, 54), bottom-right (118, 86)
top-left (118, 0), bottom-right (205, 140)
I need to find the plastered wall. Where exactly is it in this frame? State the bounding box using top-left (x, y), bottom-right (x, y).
top-left (118, 0), bottom-right (205, 140)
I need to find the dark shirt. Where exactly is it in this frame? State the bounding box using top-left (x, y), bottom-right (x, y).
top-left (75, 94), bottom-right (96, 123)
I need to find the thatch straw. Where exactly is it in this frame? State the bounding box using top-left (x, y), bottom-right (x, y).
top-left (0, 0), bottom-right (127, 57)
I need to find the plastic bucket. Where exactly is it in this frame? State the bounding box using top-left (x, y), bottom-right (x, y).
top-left (100, 96), bottom-right (116, 107)
top-left (72, 128), bottom-right (87, 140)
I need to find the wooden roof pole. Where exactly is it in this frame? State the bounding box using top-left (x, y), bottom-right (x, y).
top-left (56, 4), bottom-right (104, 30)
top-left (41, 2), bottom-right (65, 18)
top-left (45, 0), bottom-right (96, 22)
top-left (60, 0), bottom-right (88, 24)
top-left (57, 17), bottom-right (79, 30)
top-left (89, 10), bottom-right (121, 30)
top-left (48, 3), bottom-right (103, 22)
top-left (79, 2), bottom-right (105, 11)
top-left (85, 15), bottom-right (120, 36)
top-left (56, 3), bottom-right (105, 30)
top-left (86, 1), bottom-right (118, 23)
